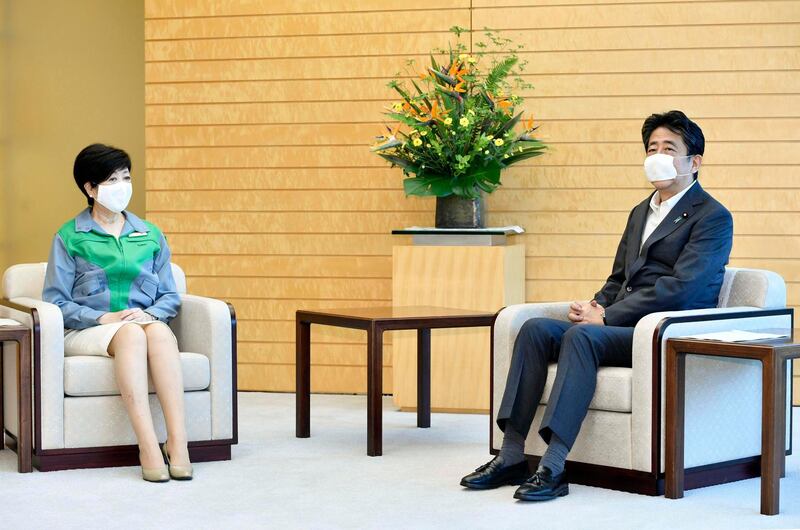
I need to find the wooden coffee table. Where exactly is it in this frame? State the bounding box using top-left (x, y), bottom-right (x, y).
top-left (0, 325), bottom-right (32, 472)
top-left (295, 306), bottom-right (497, 456)
top-left (665, 331), bottom-right (798, 515)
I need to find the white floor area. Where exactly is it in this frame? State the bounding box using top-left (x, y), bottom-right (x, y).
top-left (1, 392), bottom-right (799, 529)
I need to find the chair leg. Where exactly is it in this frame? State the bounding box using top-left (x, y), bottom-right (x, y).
top-left (0, 341), bottom-right (4, 450)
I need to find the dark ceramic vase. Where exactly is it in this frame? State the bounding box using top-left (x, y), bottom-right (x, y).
top-left (434, 194), bottom-right (485, 228)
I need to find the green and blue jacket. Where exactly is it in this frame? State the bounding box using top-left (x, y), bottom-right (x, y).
top-left (43, 209), bottom-right (181, 329)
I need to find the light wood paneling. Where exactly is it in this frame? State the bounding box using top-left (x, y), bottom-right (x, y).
top-left (145, 0), bottom-right (800, 400)
top-left (392, 245), bottom-right (525, 412)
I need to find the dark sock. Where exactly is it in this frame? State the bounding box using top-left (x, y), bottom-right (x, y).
top-left (498, 426), bottom-right (526, 466)
top-left (539, 432), bottom-right (569, 475)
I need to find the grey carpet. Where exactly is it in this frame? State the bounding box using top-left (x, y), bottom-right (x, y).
top-left (0, 392), bottom-right (798, 529)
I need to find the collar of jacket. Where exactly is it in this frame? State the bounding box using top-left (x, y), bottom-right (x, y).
top-left (625, 180), bottom-right (709, 279)
top-left (74, 208), bottom-right (149, 236)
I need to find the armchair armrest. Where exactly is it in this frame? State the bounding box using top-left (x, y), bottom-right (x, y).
top-left (630, 306), bottom-right (793, 472)
top-left (0, 297), bottom-right (65, 450)
top-left (169, 294), bottom-right (237, 442)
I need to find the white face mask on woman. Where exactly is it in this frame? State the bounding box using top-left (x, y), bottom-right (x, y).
top-left (95, 181), bottom-right (133, 213)
top-left (643, 153), bottom-right (695, 182)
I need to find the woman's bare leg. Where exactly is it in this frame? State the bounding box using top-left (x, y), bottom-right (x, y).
top-left (145, 322), bottom-right (190, 466)
top-left (108, 324), bottom-right (162, 469)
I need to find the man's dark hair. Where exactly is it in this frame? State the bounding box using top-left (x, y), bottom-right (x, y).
top-left (641, 110), bottom-right (704, 179)
top-left (73, 143), bottom-right (131, 207)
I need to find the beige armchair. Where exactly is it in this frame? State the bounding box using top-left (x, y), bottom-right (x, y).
top-left (1, 262), bottom-right (237, 471)
top-left (491, 267), bottom-right (793, 494)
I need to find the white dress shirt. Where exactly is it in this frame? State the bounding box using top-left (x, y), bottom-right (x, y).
top-left (640, 180), bottom-right (696, 251)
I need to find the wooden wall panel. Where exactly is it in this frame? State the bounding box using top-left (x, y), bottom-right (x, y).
top-left (146, 1), bottom-right (471, 394)
top-left (145, 1), bottom-right (800, 398)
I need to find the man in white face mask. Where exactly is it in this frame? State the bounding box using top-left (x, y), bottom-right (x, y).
top-left (462, 110), bottom-right (734, 502)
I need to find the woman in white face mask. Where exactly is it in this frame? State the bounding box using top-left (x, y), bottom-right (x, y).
top-left (42, 143), bottom-right (191, 482)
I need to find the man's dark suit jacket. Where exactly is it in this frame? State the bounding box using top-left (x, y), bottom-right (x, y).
top-left (593, 181), bottom-right (733, 327)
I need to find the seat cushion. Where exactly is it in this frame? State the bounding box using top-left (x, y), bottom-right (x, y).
top-left (540, 364), bottom-right (632, 413)
top-left (64, 352), bottom-right (210, 397)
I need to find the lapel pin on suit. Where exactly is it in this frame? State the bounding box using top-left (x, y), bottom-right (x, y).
top-left (673, 212), bottom-right (689, 224)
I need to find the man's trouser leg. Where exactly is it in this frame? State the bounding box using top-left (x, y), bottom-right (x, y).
top-left (538, 324), bottom-right (634, 448)
top-left (496, 318), bottom-right (573, 437)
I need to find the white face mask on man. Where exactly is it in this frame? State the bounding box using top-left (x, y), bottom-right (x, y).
top-left (95, 181), bottom-right (133, 213)
top-left (643, 153), bottom-right (695, 182)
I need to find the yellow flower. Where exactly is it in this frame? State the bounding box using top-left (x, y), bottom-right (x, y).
top-left (459, 117), bottom-right (470, 127)
top-left (503, 154), bottom-right (509, 159)
top-left (494, 138), bottom-right (504, 146)
top-left (426, 143), bottom-right (431, 147)
top-left (413, 137), bottom-right (423, 147)
top-left (392, 103), bottom-right (403, 112)
top-left (466, 55), bottom-right (477, 64)
top-left (467, 109), bottom-right (476, 116)
top-left (420, 130), bottom-right (428, 136)
top-left (444, 117), bottom-right (453, 125)
top-left (484, 150), bottom-right (489, 154)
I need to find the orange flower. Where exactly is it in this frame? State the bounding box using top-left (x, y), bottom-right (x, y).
top-left (524, 115), bottom-right (535, 131)
top-left (453, 78), bottom-right (467, 93)
top-left (447, 61), bottom-right (468, 79)
top-left (417, 100), bottom-right (444, 122)
top-left (497, 99), bottom-right (512, 114)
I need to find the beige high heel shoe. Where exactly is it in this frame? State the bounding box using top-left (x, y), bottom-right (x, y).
top-left (141, 451), bottom-right (170, 483)
top-left (162, 442), bottom-right (193, 480)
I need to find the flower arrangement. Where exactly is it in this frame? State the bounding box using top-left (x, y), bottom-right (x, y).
top-left (371, 27), bottom-right (546, 200)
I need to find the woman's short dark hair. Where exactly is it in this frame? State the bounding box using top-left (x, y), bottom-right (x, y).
top-left (73, 144), bottom-right (131, 207)
top-left (641, 110), bottom-right (704, 179)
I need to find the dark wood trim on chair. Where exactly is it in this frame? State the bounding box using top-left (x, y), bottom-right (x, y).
top-left (5, 433), bottom-right (233, 471)
top-left (488, 307), bottom-right (794, 496)
top-left (486, 449), bottom-right (774, 496)
top-left (489, 311), bottom-right (498, 452)
top-left (227, 302), bottom-right (239, 445)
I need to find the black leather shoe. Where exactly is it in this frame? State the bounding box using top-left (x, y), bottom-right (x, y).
top-left (513, 465), bottom-right (569, 501)
top-left (460, 456), bottom-right (530, 490)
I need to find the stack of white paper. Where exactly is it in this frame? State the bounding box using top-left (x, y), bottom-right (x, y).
top-left (680, 330), bottom-right (789, 342)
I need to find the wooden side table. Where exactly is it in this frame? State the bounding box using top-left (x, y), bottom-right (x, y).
top-left (665, 333), bottom-right (798, 515)
top-left (0, 325), bottom-right (32, 472)
top-left (295, 306), bottom-right (497, 456)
